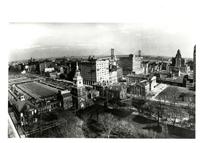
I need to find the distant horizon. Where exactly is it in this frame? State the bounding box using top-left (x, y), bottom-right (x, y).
top-left (9, 23), bottom-right (196, 62)
top-left (9, 52), bottom-right (193, 63)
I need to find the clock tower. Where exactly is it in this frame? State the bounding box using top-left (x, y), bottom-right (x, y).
top-left (73, 62), bottom-right (83, 87)
top-left (71, 62), bottom-right (86, 110)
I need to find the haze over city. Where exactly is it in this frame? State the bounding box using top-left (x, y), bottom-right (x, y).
top-left (9, 23), bottom-right (196, 61)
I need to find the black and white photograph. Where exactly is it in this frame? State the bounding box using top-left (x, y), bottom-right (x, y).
top-left (3, 0), bottom-right (199, 141)
top-left (8, 22), bottom-right (196, 138)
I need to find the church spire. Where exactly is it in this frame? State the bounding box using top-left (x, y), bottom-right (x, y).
top-left (175, 49), bottom-right (182, 67)
top-left (76, 61), bottom-right (79, 71)
top-left (176, 49), bottom-right (182, 57)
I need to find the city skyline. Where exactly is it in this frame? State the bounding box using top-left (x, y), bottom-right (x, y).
top-left (9, 23), bottom-right (196, 61)
top-left (7, 0), bottom-right (197, 139)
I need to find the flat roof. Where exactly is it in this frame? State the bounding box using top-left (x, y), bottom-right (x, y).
top-left (17, 81), bottom-right (58, 99)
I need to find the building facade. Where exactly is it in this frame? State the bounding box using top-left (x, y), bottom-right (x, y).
top-left (132, 55), bottom-right (144, 74)
top-left (58, 90), bottom-right (73, 110)
top-left (71, 62), bottom-right (88, 110)
top-left (118, 54), bottom-right (133, 76)
top-left (80, 58), bottom-right (110, 85)
top-left (169, 49), bottom-right (188, 76)
top-left (193, 45), bottom-right (196, 89)
top-left (126, 74), bottom-right (157, 95)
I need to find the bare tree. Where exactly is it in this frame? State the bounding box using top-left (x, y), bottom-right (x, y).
top-left (59, 112), bottom-right (84, 138)
top-left (37, 112), bottom-right (85, 138)
top-left (186, 101), bottom-right (195, 128)
top-left (98, 113), bottom-right (117, 138)
top-left (116, 120), bottom-right (138, 138)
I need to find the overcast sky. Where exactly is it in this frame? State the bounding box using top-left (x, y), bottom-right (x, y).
top-left (7, 0), bottom-right (199, 62)
top-left (8, 22), bottom-right (196, 61)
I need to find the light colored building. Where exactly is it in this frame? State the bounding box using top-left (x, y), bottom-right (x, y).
top-left (73, 62), bottom-right (84, 88)
top-left (109, 70), bottom-right (118, 84)
top-left (45, 67), bottom-right (55, 73)
top-left (96, 58), bottom-right (110, 83)
top-left (132, 55), bottom-right (144, 74)
top-left (60, 66), bottom-right (64, 74)
top-left (108, 48), bottom-right (118, 84)
top-left (49, 72), bottom-right (57, 79)
top-left (142, 61), bottom-right (149, 75)
top-left (126, 74), bottom-right (157, 92)
top-left (39, 61), bottom-right (53, 74)
top-left (117, 67), bottom-right (123, 80)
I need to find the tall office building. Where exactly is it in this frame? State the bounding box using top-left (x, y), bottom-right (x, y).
top-left (118, 54), bottom-right (143, 75)
top-left (80, 58), bottom-right (110, 85)
top-left (132, 54), bottom-right (143, 74)
top-left (118, 54), bottom-right (134, 76)
top-left (193, 45), bottom-right (196, 85)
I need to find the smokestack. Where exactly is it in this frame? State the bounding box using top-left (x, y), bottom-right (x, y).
top-left (111, 48), bottom-right (114, 60)
top-left (138, 50), bottom-right (141, 57)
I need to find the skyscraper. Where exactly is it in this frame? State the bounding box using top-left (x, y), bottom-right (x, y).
top-left (80, 58), bottom-right (110, 85)
top-left (193, 45), bottom-right (196, 86)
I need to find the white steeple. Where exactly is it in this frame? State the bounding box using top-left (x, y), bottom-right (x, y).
top-left (73, 62), bottom-right (83, 87)
top-left (76, 61), bottom-right (79, 71)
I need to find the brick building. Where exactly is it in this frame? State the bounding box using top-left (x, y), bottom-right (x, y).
top-left (79, 58), bottom-right (110, 85)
